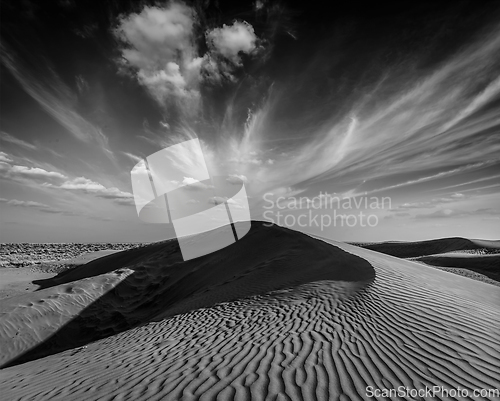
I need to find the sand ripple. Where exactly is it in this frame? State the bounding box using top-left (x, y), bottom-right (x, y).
top-left (1, 224), bottom-right (499, 401)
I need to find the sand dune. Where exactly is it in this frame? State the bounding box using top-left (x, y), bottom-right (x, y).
top-left (0, 223), bottom-right (373, 368)
top-left (414, 253), bottom-right (500, 269)
top-left (412, 254), bottom-right (500, 284)
top-left (1, 222), bottom-right (499, 400)
top-left (352, 237), bottom-right (500, 285)
top-left (0, 269), bottom-right (55, 301)
top-left (351, 237), bottom-right (500, 258)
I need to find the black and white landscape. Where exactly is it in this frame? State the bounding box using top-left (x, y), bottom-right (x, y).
top-left (1, 0), bottom-right (499, 400)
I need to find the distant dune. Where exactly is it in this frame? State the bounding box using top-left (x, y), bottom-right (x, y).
top-left (1, 222), bottom-right (499, 400)
top-left (413, 254), bottom-right (500, 283)
top-left (351, 237), bottom-right (500, 258)
top-left (351, 237), bottom-right (500, 285)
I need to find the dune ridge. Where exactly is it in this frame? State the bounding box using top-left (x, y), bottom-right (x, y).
top-left (1, 222), bottom-right (499, 401)
top-left (415, 254), bottom-right (500, 270)
top-left (351, 237), bottom-right (500, 286)
top-left (351, 237), bottom-right (500, 258)
top-left (0, 223), bottom-right (373, 368)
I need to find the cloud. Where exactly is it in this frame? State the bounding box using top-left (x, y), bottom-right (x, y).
top-left (180, 176), bottom-right (213, 190)
top-left (207, 21), bottom-right (257, 65)
top-left (0, 161), bottom-right (67, 183)
top-left (208, 196), bottom-right (226, 205)
top-left (75, 75), bottom-right (89, 94)
top-left (73, 23), bottom-right (98, 39)
top-left (362, 162), bottom-right (491, 197)
top-left (226, 174), bottom-right (248, 184)
top-left (415, 208), bottom-right (499, 219)
top-left (202, 21), bottom-right (261, 83)
top-left (212, 24), bottom-right (500, 202)
top-left (114, 3), bottom-right (264, 110)
top-left (0, 157), bottom-right (134, 206)
top-left (9, 165), bottom-right (66, 180)
top-left (0, 131), bottom-right (37, 150)
top-left (114, 2), bottom-right (202, 105)
top-left (0, 197), bottom-right (77, 216)
top-left (137, 62), bottom-right (193, 100)
top-left (254, 1), bottom-right (265, 11)
top-left (0, 158), bottom-right (70, 186)
top-left (0, 152), bottom-right (13, 163)
top-left (59, 176), bottom-right (105, 191)
top-left (459, 183), bottom-right (500, 194)
top-left (438, 174), bottom-right (500, 191)
top-left (182, 177), bottom-right (200, 186)
top-left (115, 3), bottom-right (195, 70)
top-left (0, 45), bottom-right (114, 158)
top-left (58, 177), bottom-right (133, 201)
top-left (391, 193), bottom-right (466, 211)
top-left (208, 196), bottom-right (236, 205)
top-left (384, 212), bottom-right (408, 220)
top-left (121, 152), bottom-right (143, 163)
top-left (228, 155), bottom-right (263, 165)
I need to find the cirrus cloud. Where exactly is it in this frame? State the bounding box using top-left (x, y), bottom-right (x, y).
top-left (0, 197), bottom-right (78, 216)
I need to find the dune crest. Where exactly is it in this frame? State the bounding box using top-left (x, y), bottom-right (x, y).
top-left (0, 222), bottom-right (373, 368)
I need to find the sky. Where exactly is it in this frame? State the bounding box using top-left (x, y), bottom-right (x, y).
top-left (1, 0), bottom-right (499, 243)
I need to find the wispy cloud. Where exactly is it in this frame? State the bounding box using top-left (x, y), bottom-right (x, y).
top-left (415, 208), bottom-right (499, 219)
top-left (201, 23), bottom-right (500, 201)
top-left (0, 152), bottom-right (13, 163)
top-left (0, 131), bottom-right (37, 150)
top-left (390, 193), bottom-right (466, 211)
top-left (121, 151), bottom-right (143, 163)
top-left (1, 131), bottom-right (65, 160)
top-left (458, 183), bottom-right (500, 194)
top-left (0, 43), bottom-right (114, 158)
top-left (0, 197), bottom-right (78, 216)
top-left (365, 162), bottom-right (494, 196)
top-left (436, 174), bottom-right (500, 191)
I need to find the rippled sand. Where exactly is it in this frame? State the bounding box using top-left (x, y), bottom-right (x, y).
top-left (1, 222), bottom-right (499, 400)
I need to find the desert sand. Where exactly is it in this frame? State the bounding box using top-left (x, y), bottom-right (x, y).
top-left (0, 222), bottom-right (499, 400)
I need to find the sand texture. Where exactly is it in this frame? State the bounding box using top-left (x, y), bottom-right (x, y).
top-left (1, 222), bottom-right (499, 400)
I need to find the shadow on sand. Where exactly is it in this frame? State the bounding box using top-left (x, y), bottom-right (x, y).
top-left (1, 221), bottom-right (375, 368)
